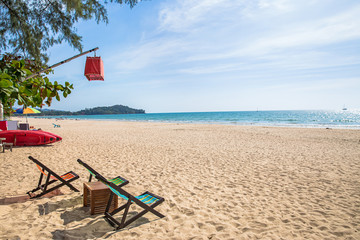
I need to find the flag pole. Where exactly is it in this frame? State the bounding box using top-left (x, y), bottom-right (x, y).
top-left (25, 47), bottom-right (99, 80)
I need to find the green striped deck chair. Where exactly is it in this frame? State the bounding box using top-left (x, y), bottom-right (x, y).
top-left (84, 162), bottom-right (129, 188)
top-left (77, 159), bottom-right (165, 230)
top-left (27, 156), bottom-right (79, 199)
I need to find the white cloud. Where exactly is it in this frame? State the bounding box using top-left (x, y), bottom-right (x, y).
top-left (258, 0), bottom-right (292, 11)
top-left (266, 77), bottom-right (360, 93)
top-left (157, 0), bottom-right (309, 33)
top-left (255, 6), bottom-right (360, 50)
top-left (182, 2), bottom-right (360, 61)
top-left (110, 0), bottom-right (360, 82)
top-left (158, 0), bottom-right (234, 32)
top-left (107, 38), bottom-right (188, 72)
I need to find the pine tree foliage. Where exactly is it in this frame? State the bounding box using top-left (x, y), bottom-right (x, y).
top-left (0, 0), bottom-right (140, 63)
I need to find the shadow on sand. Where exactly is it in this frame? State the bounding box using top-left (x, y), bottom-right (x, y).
top-left (34, 195), bottom-right (155, 239)
top-left (38, 195), bottom-right (83, 216)
top-left (0, 189), bottom-right (63, 205)
top-left (51, 210), bottom-right (153, 239)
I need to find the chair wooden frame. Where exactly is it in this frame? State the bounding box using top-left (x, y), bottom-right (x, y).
top-left (77, 159), bottom-right (165, 230)
top-left (27, 156), bottom-right (80, 199)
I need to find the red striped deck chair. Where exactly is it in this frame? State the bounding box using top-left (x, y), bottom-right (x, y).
top-left (27, 156), bottom-right (79, 199)
top-left (77, 159), bottom-right (165, 230)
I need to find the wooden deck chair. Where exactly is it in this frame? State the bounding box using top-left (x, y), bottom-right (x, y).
top-left (27, 156), bottom-right (80, 199)
top-left (77, 159), bottom-right (165, 230)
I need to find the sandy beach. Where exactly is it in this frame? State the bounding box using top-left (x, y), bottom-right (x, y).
top-left (0, 117), bottom-right (359, 239)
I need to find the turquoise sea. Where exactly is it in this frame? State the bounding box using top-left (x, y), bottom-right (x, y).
top-left (39, 110), bottom-right (360, 129)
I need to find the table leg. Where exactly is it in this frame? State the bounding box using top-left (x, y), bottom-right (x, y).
top-left (90, 190), bottom-right (95, 215)
top-left (83, 184), bottom-right (88, 207)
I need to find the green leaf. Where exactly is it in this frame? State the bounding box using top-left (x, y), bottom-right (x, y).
top-left (19, 85), bottom-right (26, 93)
top-left (0, 79), bottom-right (12, 88)
top-left (0, 72), bottom-right (11, 80)
top-left (0, 55), bottom-right (74, 115)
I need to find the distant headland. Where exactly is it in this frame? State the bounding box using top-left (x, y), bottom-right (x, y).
top-left (37, 105), bottom-right (145, 116)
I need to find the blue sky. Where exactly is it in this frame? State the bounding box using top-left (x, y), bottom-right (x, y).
top-left (46, 0), bottom-right (360, 113)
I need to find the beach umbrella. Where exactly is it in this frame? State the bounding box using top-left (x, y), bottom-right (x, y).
top-left (15, 107), bottom-right (41, 114)
top-left (14, 107), bottom-right (41, 122)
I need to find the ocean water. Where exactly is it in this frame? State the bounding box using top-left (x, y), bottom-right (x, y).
top-left (38, 110), bottom-right (360, 129)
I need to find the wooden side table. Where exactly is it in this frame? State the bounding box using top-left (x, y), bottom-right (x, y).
top-left (0, 138), bottom-right (13, 152)
top-left (83, 181), bottom-right (118, 215)
top-left (3, 143), bottom-right (13, 152)
top-left (0, 138), bottom-right (5, 152)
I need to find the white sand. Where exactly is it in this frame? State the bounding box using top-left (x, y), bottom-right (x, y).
top-left (0, 117), bottom-right (359, 239)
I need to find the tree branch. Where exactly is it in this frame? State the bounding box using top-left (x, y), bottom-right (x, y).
top-left (0, 0), bottom-right (28, 26)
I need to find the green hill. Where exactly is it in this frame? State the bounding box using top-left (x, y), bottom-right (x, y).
top-left (38, 105), bottom-right (145, 116)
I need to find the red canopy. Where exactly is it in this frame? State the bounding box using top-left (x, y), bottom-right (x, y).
top-left (84, 57), bottom-right (104, 81)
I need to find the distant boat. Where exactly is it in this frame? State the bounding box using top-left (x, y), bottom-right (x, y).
top-left (342, 105), bottom-right (347, 111)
